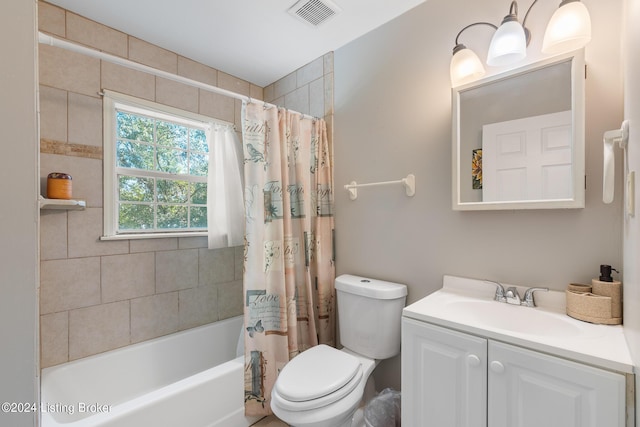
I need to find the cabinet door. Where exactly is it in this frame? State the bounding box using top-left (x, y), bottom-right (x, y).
top-left (402, 318), bottom-right (487, 427)
top-left (488, 341), bottom-right (626, 427)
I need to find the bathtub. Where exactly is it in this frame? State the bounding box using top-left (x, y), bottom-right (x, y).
top-left (41, 316), bottom-right (261, 427)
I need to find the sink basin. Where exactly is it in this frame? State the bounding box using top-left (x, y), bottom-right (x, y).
top-left (445, 300), bottom-right (584, 337)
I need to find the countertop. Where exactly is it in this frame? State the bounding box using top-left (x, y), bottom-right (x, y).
top-left (403, 275), bottom-right (634, 374)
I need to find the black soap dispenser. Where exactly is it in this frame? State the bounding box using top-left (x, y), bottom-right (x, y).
top-left (592, 264), bottom-right (622, 321)
top-left (599, 264), bottom-right (616, 282)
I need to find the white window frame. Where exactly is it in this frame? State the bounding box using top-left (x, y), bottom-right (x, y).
top-left (102, 90), bottom-right (230, 240)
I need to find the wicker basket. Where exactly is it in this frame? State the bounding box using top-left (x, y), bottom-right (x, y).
top-left (565, 280), bottom-right (622, 325)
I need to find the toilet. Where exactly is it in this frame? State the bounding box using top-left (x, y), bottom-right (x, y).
top-left (270, 274), bottom-right (407, 427)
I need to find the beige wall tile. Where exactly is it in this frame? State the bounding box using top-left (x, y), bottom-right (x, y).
top-left (131, 292), bottom-right (179, 343)
top-left (40, 257), bottom-right (101, 314)
top-left (274, 72), bottom-right (296, 99)
top-left (234, 245), bottom-right (244, 281)
top-left (156, 77), bottom-right (199, 114)
top-left (218, 72), bottom-right (250, 97)
top-left (325, 114), bottom-right (334, 142)
top-left (101, 252), bottom-right (155, 303)
top-left (130, 238), bottom-right (178, 253)
top-left (271, 96), bottom-right (285, 108)
top-left (68, 92), bottom-right (102, 147)
top-left (40, 210), bottom-right (67, 260)
top-left (250, 84), bottom-right (264, 101)
top-left (178, 56), bottom-right (217, 87)
top-left (101, 61), bottom-right (155, 102)
top-left (40, 311), bottom-right (69, 368)
top-left (69, 301), bottom-right (130, 360)
top-left (234, 99), bottom-right (243, 128)
top-left (66, 12), bottom-right (127, 58)
top-left (297, 57), bottom-right (323, 87)
top-left (199, 247), bottom-right (235, 285)
top-left (309, 78), bottom-right (324, 119)
top-left (324, 72), bottom-right (334, 117)
top-left (68, 208), bottom-right (129, 257)
top-left (178, 236), bottom-right (208, 249)
top-left (39, 2), bottom-right (66, 37)
top-left (156, 249), bottom-right (198, 293)
top-left (37, 6), bottom-right (325, 366)
top-left (128, 37), bottom-right (177, 74)
top-left (218, 280), bottom-right (243, 320)
top-left (40, 154), bottom-right (103, 207)
top-left (199, 90), bottom-right (234, 123)
top-left (39, 85), bottom-right (67, 142)
top-left (285, 86), bottom-right (310, 116)
top-left (263, 84), bottom-right (275, 103)
top-left (39, 44), bottom-right (100, 97)
top-left (178, 284), bottom-right (217, 329)
top-left (323, 52), bottom-right (334, 76)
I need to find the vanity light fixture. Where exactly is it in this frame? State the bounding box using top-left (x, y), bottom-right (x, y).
top-left (450, 0), bottom-right (592, 86)
top-left (542, 0), bottom-right (591, 54)
top-left (450, 22), bottom-right (497, 85)
top-left (486, 1), bottom-right (527, 67)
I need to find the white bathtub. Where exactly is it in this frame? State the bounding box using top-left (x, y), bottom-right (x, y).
top-left (41, 316), bottom-right (261, 427)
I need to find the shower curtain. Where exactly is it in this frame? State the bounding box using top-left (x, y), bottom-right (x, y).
top-left (241, 101), bottom-right (335, 416)
top-left (207, 124), bottom-right (244, 249)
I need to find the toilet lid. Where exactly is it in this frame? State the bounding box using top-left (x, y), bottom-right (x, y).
top-left (275, 344), bottom-right (361, 403)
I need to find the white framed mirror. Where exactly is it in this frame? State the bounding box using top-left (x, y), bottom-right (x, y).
top-left (452, 51), bottom-right (585, 210)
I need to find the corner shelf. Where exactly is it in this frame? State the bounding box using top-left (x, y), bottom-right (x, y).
top-left (39, 196), bottom-right (86, 211)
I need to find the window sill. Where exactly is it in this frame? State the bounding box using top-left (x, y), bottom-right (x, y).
top-left (100, 231), bottom-right (207, 241)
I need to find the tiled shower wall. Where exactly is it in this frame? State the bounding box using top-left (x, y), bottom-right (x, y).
top-left (263, 52), bottom-right (334, 137)
top-left (37, 1), bottom-right (258, 369)
top-left (37, 2), bottom-right (334, 369)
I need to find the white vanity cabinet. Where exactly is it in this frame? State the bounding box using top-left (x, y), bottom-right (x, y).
top-left (402, 318), bottom-right (487, 427)
top-left (402, 317), bottom-right (626, 427)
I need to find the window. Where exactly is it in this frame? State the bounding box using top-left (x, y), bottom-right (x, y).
top-left (103, 91), bottom-right (229, 239)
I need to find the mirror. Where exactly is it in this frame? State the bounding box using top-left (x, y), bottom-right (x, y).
top-left (452, 51), bottom-right (585, 210)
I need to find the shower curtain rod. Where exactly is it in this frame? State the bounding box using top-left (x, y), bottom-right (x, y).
top-left (38, 32), bottom-right (317, 120)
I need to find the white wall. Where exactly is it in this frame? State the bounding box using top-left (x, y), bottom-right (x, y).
top-left (622, 0), bottom-right (640, 423)
top-left (0, 0), bottom-right (39, 426)
top-left (334, 0), bottom-right (624, 391)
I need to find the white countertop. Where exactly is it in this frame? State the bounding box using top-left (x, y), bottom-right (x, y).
top-left (403, 275), bottom-right (634, 374)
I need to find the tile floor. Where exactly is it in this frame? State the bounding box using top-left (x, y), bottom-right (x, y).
top-left (251, 415), bottom-right (288, 426)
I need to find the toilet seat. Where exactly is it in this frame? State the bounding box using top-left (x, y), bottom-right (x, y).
top-left (273, 344), bottom-right (363, 411)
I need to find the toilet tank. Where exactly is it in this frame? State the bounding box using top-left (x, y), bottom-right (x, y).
top-left (336, 274), bottom-right (407, 360)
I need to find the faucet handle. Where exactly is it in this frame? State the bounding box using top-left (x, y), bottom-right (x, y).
top-left (505, 287), bottom-right (521, 305)
top-left (487, 281), bottom-right (506, 302)
top-left (521, 287), bottom-right (549, 307)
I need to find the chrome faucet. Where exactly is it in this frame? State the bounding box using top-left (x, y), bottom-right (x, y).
top-left (488, 281), bottom-right (506, 303)
top-left (521, 287), bottom-right (549, 307)
top-left (487, 281), bottom-right (548, 308)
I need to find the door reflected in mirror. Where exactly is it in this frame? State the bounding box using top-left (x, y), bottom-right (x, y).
top-left (452, 51), bottom-right (585, 210)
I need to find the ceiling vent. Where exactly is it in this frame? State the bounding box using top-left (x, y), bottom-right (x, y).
top-left (288, 0), bottom-right (342, 27)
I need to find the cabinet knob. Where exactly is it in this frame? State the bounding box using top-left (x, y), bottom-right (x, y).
top-left (467, 354), bottom-right (481, 367)
top-left (490, 360), bottom-right (505, 373)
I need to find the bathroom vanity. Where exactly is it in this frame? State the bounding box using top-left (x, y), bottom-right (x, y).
top-left (401, 276), bottom-right (634, 427)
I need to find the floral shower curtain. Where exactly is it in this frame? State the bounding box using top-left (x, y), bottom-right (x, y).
top-left (241, 101), bottom-right (335, 416)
